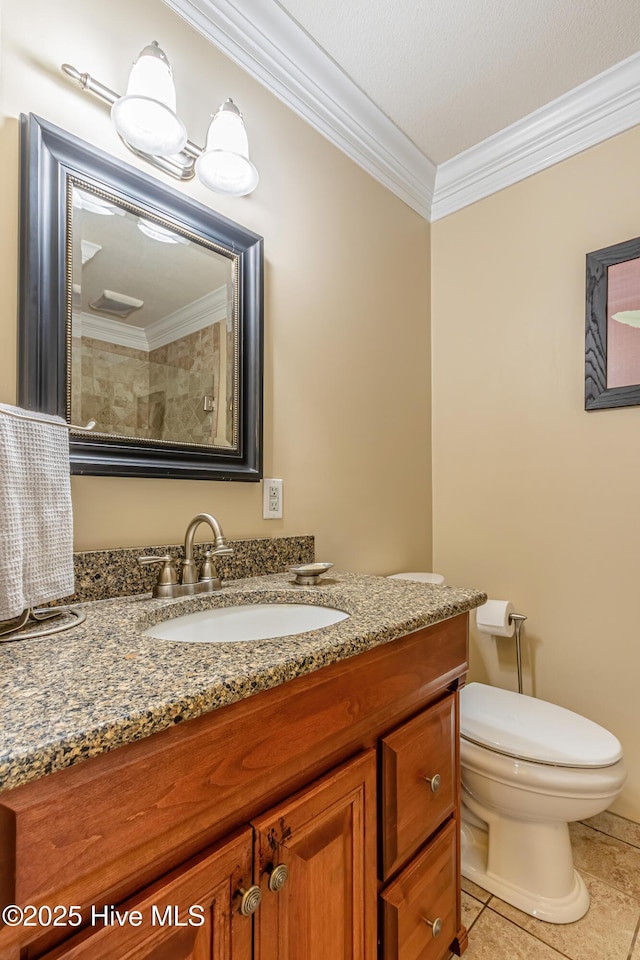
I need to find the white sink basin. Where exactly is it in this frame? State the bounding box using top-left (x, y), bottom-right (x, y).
top-left (143, 602), bottom-right (349, 643)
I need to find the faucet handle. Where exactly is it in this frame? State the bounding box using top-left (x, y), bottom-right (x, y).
top-left (200, 550), bottom-right (216, 582)
top-left (138, 555), bottom-right (179, 587)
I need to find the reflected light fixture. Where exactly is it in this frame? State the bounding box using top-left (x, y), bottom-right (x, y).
top-left (72, 187), bottom-right (125, 216)
top-left (137, 217), bottom-right (190, 245)
top-left (62, 41), bottom-right (259, 197)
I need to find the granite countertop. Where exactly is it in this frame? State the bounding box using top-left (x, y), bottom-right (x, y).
top-left (0, 571), bottom-right (486, 793)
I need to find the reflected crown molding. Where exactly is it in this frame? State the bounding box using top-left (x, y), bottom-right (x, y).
top-left (161, 0), bottom-right (640, 222)
top-left (73, 286), bottom-right (229, 352)
top-left (146, 286), bottom-right (229, 349)
top-left (74, 312), bottom-right (149, 351)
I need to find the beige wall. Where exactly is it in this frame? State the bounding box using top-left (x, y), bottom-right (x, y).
top-left (432, 124), bottom-right (640, 819)
top-left (1, 0), bottom-right (638, 823)
top-left (0, 0), bottom-right (432, 572)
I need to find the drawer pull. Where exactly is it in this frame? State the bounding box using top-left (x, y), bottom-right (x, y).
top-left (423, 773), bottom-right (441, 793)
top-left (268, 863), bottom-right (289, 892)
top-left (423, 916), bottom-right (442, 937)
top-left (239, 885), bottom-right (262, 916)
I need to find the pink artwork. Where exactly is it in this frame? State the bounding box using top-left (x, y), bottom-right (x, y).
top-left (606, 258), bottom-right (640, 388)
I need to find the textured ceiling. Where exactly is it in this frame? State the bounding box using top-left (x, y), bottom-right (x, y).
top-left (275, 0), bottom-right (640, 164)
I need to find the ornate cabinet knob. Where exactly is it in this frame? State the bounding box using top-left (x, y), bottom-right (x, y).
top-left (238, 885), bottom-right (262, 916)
top-left (268, 863), bottom-right (289, 893)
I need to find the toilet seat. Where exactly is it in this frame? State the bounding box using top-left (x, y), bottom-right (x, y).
top-left (460, 682), bottom-right (622, 768)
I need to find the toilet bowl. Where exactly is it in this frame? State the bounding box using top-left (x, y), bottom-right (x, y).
top-left (460, 682), bottom-right (626, 923)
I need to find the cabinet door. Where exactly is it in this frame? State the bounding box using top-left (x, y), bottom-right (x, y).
top-left (41, 828), bottom-right (254, 960)
top-left (251, 751), bottom-right (377, 960)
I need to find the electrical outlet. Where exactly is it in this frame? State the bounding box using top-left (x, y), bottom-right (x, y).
top-left (263, 478), bottom-right (283, 519)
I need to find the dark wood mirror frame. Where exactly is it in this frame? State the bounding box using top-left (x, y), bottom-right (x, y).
top-left (18, 114), bottom-right (263, 480)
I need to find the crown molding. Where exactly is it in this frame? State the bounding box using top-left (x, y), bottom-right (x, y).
top-left (161, 0), bottom-right (435, 218)
top-left (431, 53), bottom-right (640, 221)
top-left (161, 1), bottom-right (640, 221)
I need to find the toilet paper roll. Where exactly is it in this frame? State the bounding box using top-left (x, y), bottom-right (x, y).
top-left (476, 599), bottom-right (515, 637)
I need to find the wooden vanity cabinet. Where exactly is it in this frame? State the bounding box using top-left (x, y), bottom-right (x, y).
top-left (0, 613), bottom-right (469, 960)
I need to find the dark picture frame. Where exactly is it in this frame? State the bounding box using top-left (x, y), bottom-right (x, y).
top-left (585, 235), bottom-right (640, 410)
top-left (19, 114), bottom-right (264, 480)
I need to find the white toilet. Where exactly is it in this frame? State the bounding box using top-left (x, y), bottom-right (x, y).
top-left (460, 682), bottom-right (626, 923)
top-left (386, 573), bottom-right (626, 922)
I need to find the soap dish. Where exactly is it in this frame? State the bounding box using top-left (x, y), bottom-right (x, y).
top-left (290, 562), bottom-right (334, 585)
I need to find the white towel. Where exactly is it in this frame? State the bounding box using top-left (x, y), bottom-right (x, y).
top-left (0, 403), bottom-right (74, 621)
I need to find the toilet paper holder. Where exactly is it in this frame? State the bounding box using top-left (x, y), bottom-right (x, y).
top-left (509, 613), bottom-right (527, 694)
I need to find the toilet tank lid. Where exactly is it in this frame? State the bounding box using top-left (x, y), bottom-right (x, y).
top-left (460, 683), bottom-right (623, 767)
top-left (387, 572), bottom-right (446, 585)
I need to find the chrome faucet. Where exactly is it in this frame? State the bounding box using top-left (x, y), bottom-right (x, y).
top-left (139, 512), bottom-right (233, 598)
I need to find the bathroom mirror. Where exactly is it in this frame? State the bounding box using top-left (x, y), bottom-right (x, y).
top-left (19, 114), bottom-right (263, 480)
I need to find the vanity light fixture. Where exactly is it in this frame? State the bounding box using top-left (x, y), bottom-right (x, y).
top-left (195, 99), bottom-right (259, 197)
top-left (111, 41), bottom-right (187, 157)
top-left (61, 42), bottom-right (259, 197)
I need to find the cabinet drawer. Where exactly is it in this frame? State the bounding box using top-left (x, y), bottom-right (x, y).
top-left (380, 693), bottom-right (456, 878)
top-left (380, 819), bottom-right (457, 960)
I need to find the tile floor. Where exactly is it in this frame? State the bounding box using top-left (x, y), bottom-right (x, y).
top-left (460, 811), bottom-right (640, 959)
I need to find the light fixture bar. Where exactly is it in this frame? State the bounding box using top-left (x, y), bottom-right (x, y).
top-left (61, 63), bottom-right (203, 181)
top-left (61, 64), bottom-right (119, 107)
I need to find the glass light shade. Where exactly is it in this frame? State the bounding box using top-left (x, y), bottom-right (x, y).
top-left (137, 217), bottom-right (189, 245)
top-left (111, 42), bottom-right (187, 156)
top-left (72, 188), bottom-right (125, 216)
top-left (195, 102), bottom-right (259, 196)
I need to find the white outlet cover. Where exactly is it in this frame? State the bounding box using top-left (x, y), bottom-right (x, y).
top-left (263, 478), bottom-right (283, 519)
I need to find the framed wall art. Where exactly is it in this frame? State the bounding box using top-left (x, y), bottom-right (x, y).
top-left (586, 235), bottom-right (640, 410)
